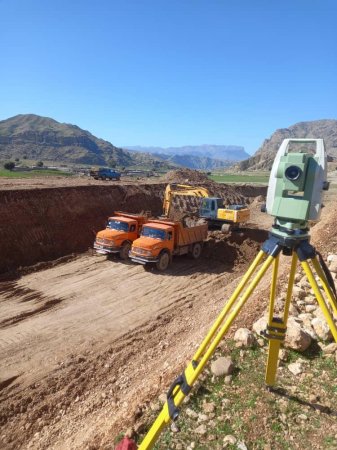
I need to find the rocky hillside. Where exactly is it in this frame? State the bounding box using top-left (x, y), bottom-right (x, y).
top-left (236, 120), bottom-right (337, 171)
top-left (0, 114), bottom-right (135, 166)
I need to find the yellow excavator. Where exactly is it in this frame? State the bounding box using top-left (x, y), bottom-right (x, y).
top-left (163, 183), bottom-right (250, 231)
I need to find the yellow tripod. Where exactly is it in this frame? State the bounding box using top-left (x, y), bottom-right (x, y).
top-left (134, 232), bottom-right (337, 450)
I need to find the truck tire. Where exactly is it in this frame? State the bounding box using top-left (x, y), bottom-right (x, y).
top-left (119, 242), bottom-right (131, 260)
top-left (156, 251), bottom-right (170, 271)
top-left (191, 242), bottom-right (202, 259)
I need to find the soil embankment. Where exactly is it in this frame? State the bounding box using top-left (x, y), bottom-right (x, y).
top-left (0, 185), bottom-right (162, 274)
top-left (0, 180), bottom-right (267, 275)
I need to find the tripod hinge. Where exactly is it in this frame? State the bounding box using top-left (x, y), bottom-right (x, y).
top-left (166, 371), bottom-right (191, 421)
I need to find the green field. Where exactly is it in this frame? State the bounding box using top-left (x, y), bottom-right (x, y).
top-left (209, 173), bottom-right (269, 184)
top-left (0, 169), bottom-right (74, 178)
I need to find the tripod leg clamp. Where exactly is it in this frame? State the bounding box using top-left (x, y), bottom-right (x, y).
top-left (261, 318), bottom-right (287, 341)
top-left (166, 372), bottom-right (191, 421)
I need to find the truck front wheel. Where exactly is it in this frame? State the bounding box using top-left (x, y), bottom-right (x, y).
top-left (119, 242), bottom-right (131, 260)
top-left (156, 251), bottom-right (170, 271)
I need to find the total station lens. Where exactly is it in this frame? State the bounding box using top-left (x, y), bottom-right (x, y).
top-left (285, 165), bottom-right (302, 181)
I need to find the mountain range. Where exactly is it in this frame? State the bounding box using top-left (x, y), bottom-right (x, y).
top-left (235, 119), bottom-right (337, 171)
top-left (0, 115), bottom-right (247, 169)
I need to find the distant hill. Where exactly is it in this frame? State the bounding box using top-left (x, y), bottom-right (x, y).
top-left (0, 114), bottom-right (135, 166)
top-left (234, 120), bottom-right (337, 171)
top-left (124, 144), bottom-right (249, 170)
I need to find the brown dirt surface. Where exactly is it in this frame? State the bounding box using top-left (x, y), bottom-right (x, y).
top-left (1, 173), bottom-right (334, 450)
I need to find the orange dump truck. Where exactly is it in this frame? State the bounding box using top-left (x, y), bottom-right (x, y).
top-left (94, 212), bottom-right (148, 259)
top-left (129, 219), bottom-right (208, 271)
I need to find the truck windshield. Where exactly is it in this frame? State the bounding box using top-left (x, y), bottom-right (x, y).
top-left (142, 227), bottom-right (166, 240)
top-left (107, 220), bottom-right (129, 231)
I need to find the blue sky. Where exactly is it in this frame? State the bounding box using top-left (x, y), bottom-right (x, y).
top-left (1, 0), bottom-right (336, 155)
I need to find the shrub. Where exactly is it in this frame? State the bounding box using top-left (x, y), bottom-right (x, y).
top-left (4, 161), bottom-right (15, 171)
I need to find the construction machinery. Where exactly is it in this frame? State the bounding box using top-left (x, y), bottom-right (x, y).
top-left (129, 218), bottom-right (208, 271)
top-left (93, 212), bottom-right (148, 259)
top-left (163, 183), bottom-right (250, 231)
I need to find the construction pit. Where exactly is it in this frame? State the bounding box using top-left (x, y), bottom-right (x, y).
top-left (1, 172), bottom-right (337, 450)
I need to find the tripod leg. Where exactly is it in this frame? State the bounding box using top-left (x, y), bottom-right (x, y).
top-left (265, 252), bottom-right (297, 386)
top-left (301, 260), bottom-right (337, 342)
top-left (194, 250), bottom-right (265, 361)
top-left (311, 257), bottom-right (337, 316)
top-left (138, 253), bottom-right (276, 450)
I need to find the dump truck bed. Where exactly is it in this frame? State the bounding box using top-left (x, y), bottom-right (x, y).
top-left (146, 219), bottom-right (208, 248)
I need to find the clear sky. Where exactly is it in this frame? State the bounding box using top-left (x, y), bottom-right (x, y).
top-left (1, 0), bottom-right (336, 154)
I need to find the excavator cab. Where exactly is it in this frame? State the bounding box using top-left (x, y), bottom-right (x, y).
top-left (199, 197), bottom-right (224, 220)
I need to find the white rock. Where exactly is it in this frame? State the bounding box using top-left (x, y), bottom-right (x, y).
top-left (194, 424), bottom-right (207, 435)
top-left (185, 408), bottom-right (198, 419)
top-left (211, 357), bottom-right (234, 377)
top-left (234, 328), bottom-right (256, 347)
top-left (284, 317), bottom-right (312, 352)
top-left (288, 362), bottom-right (303, 375)
top-left (311, 317), bottom-right (332, 341)
top-left (293, 286), bottom-right (307, 300)
top-left (202, 402), bottom-right (215, 413)
top-left (322, 343), bottom-right (337, 354)
top-left (252, 316), bottom-right (268, 338)
top-left (237, 442), bottom-right (248, 450)
top-left (223, 434), bottom-right (237, 446)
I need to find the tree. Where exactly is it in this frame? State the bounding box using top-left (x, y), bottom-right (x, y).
top-left (36, 161), bottom-right (44, 167)
top-left (4, 161), bottom-right (15, 171)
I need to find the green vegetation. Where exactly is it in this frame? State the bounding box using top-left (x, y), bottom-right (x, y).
top-left (0, 169), bottom-right (73, 178)
top-left (209, 173), bottom-right (269, 184)
top-left (3, 161), bottom-right (15, 171)
top-left (134, 339), bottom-right (337, 450)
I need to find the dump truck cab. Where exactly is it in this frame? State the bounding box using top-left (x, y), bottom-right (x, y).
top-left (130, 219), bottom-right (208, 271)
top-left (94, 212), bottom-right (147, 259)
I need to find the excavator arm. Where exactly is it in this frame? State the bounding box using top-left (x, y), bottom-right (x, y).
top-left (163, 184), bottom-right (210, 217)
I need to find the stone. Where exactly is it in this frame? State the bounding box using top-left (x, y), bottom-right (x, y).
top-left (322, 343), bottom-right (337, 354)
top-left (210, 357), bottom-right (234, 377)
top-left (329, 262), bottom-right (337, 273)
top-left (305, 305), bottom-right (317, 313)
top-left (202, 402), bottom-right (215, 413)
top-left (311, 317), bottom-right (332, 341)
top-left (224, 375), bottom-right (232, 384)
top-left (288, 362), bottom-right (303, 376)
top-left (234, 328), bottom-right (256, 347)
top-left (185, 408), bottom-right (198, 419)
top-left (292, 286), bottom-right (307, 300)
top-left (223, 434), bottom-right (237, 446)
top-left (170, 422), bottom-right (179, 433)
top-left (284, 317), bottom-right (312, 352)
top-left (237, 442), bottom-right (248, 450)
top-left (252, 316), bottom-right (268, 338)
top-left (197, 413), bottom-right (208, 422)
top-left (194, 424), bottom-right (207, 435)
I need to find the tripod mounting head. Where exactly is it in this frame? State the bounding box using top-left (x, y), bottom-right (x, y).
top-left (266, 139), bottom-right (328, 237)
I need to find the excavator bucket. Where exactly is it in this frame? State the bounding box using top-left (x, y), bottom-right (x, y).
top-left (115, 437), bottom-right (138, 450)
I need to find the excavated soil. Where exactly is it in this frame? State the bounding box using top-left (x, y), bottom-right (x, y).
top-left (1, 174), bottom-right (335, 449)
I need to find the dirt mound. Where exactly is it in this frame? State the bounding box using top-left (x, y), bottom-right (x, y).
top-left (162, 168), bottom-right (211, 184)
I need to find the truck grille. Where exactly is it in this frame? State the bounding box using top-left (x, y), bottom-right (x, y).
top-left (132, 247), bottom-right (148, 255)
top-left (96, 238), bottom-right (112, 245)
